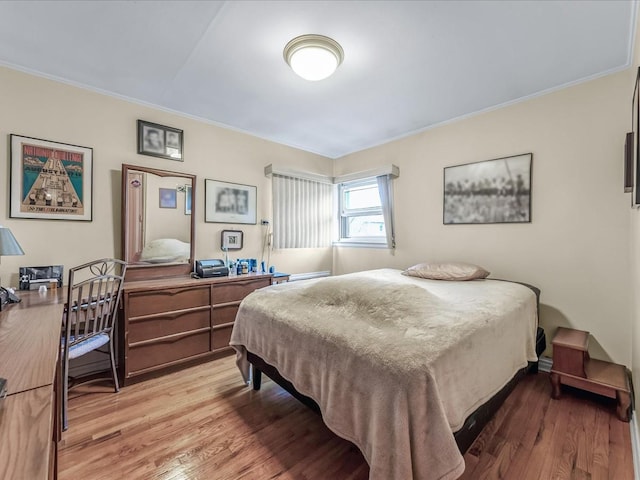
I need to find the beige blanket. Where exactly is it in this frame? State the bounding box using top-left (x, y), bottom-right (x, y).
top-left (230, 269), bottom-right (538, 480)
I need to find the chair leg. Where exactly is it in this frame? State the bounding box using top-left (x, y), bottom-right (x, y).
top-left (62, 355), bottom-right (69, 431)
top-left (109, 337), bottom-right (119, 393)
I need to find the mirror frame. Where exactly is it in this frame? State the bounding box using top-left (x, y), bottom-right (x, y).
top-left (121, 163), bottom-right (196, 281)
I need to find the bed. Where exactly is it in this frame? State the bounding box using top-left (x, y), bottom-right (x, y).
top-left (229, 268), bottom-right (541, 480)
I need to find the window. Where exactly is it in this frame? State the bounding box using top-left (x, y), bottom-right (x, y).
top-left (338, 177), bottom-right (387, 245)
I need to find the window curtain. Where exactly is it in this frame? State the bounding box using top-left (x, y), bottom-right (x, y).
top-left (377, 174), bottom-right (396, 249)
top-left (272, 174), bottom-right (333, 248)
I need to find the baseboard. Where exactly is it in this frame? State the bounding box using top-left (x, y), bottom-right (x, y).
top-left (632, 411), bottom-right (640, 479)
top-left (289, 271), bottom-right (331, 282)
top-left (538, 355), bottom-right (552, 373)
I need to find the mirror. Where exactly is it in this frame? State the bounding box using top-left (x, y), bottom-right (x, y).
top-left (121, 164), bottom-right (196, 280)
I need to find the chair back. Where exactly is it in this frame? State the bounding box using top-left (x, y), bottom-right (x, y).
top-left (63, 259), bottom-right (127, 348)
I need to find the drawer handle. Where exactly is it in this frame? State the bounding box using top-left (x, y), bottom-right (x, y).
top-left (129, 327), bottom-right (210, 347)
top-left (129, 305), bottom-right (210, 322)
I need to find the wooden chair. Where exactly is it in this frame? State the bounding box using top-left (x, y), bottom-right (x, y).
top-left (61, 258), bottom-right (127, 430)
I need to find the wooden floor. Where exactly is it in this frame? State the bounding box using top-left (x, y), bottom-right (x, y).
top-left (59, 357), bottom-right (635, 480)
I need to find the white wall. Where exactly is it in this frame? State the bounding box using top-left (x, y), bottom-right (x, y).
top-left (0, 66), bottom-right (333, 286)
top-left (334, 70), bottom-right (632, 365)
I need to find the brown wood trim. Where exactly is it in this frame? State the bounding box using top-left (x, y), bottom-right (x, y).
top-left (123, 349), bottom-right (234, 384)
top-left (129, 305), bottom-right (211, 323)
top-left (211, 300), bottom-right (242, 309)
top-left (211, 322), bottom-right (234, 331)
top-left (128, 327), bottom-right (211, 348)
top-left (124, 272), bottom-right (272, 293)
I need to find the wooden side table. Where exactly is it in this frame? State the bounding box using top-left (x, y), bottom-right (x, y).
top-left (550, 327), bottom-right (631, 422)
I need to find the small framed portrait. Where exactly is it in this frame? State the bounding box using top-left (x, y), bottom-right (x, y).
top-left (205, 179), bottom-right (257, 224)
top-left (159, 188), bottom-right (177, 208)
top-left (221, 230), bottom-right (243, 250)
top-left (137, 120), bottom-right (183, 161)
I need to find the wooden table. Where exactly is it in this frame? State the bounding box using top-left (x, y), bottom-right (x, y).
top-left (550, 327), bottom-right (631, 422)
top-left (0, 289), bottom-right (65, 480)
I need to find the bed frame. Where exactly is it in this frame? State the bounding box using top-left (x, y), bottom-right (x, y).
top-left (247, 282), bottom-right (544, 455)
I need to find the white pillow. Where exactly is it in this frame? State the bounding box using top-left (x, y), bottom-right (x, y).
top-left (140, 238), bottom-right (190, 263)
top-left (402, 262), bottom-right (489, 281)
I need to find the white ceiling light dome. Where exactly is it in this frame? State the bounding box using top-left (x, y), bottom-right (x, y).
top-left (283, 34), bottom-right (344, 81)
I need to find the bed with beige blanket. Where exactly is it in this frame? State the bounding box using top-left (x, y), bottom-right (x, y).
top-left (230, 268), bottom-right (539, 480)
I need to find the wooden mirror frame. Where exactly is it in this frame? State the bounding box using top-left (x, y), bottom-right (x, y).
top-left (121, 163), bottom-right (196, 281)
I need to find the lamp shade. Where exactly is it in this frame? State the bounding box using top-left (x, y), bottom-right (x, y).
top-left (0, 226), bottom-right (25, 256)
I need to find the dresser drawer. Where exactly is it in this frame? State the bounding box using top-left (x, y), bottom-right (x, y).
top-left (212, 324), bottom-right (233, 351)
top-left (127, 286), bottom-right (210, 317)
top-left (128, 308), bottom-right (210, 343)
top-left (127, 329), bottom-right (210, 374)
top-left (211, 278), bottom-right (271, 304)
top-left (212, 304), bottom-right (238, 326)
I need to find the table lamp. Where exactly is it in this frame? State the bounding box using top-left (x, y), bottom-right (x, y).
top-left (0, 226), bottom-right (25, 300)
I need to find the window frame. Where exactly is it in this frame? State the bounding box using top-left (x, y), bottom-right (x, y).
top-left (336, 177), bottom-right (387, 247)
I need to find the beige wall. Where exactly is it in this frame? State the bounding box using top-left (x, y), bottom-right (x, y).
top-left (334, 71), bottom-right (632, 366)
top-left (0, 66), bottom-right (333, 286)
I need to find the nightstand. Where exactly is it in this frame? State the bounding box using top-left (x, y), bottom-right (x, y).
top-left (550, 327), bottom-right (630, 422)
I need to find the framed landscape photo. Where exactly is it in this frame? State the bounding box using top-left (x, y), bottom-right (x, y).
top-left (205, 179), bottom-right (257, 224)
top-left (10, 134), bottom-right (93, 221)
top-left (137, 119), bottom-right (183, 161)
top-left (221, 230), bottom-right (243, 250)
top-left (443, 153), bottom-right (532, 225)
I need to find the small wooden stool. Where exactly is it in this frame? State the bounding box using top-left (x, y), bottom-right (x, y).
top-left (550, 327), bottom-right (630, 422)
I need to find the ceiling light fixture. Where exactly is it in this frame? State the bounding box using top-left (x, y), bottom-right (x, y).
top-left (283, 34), bottom-right (344, 82)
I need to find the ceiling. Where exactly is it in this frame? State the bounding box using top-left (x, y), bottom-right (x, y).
top-left (0, 1), bottom-right (635, 159)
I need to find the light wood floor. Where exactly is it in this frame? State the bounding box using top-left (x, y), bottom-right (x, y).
top-left (59, 357), bottom-right (634, 479)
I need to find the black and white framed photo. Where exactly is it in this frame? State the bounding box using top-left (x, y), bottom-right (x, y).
top-left (137, 120), bottom-right (183, 161)
top-left (443, 153), bottom-right (532, 224)
top-left (221, 230), bottom-right (243, 250)
top-left (205, 179), bottom-right (257, 224)
top-left (10, 134), bottom-right (93, 221)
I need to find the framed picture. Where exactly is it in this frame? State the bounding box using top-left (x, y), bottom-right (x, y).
top-left (159, 188), bottom-right (177, 209)
top-left (205, 179), bottom-right (257, 224)
top-left (625, 132), bottom-right (634, 193)
top-left (185, 185), bottom-right (192, 215)
top-left (443, 153), bottom-right (532, 224)
top-left (633, 67), bottom-right (640, 204)
top-left (221, 230), bottom-right (243, 250)
top-left (137, 119), bottom-right (183, 161)
top-left (10, 134), bottom-right (93, 221)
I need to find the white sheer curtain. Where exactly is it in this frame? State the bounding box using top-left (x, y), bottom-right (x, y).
top-left (377, 174), bottom-right (396, 249)
top-left (272, 174), bottom-right (333, 248)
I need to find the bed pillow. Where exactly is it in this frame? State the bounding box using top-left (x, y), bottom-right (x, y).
top-left (402, 262), bottom-right (490, 281)
top-left (139, 238), bottom-right (190, 263)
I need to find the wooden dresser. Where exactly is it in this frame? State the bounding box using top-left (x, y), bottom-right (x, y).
top-left (0, 289), bottom-right (65, 480)
top-left (119, 273), bottom-right (271, 385)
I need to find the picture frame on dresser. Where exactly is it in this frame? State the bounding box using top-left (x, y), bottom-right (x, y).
top-left (9, 134), bottom-right (93, 221)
